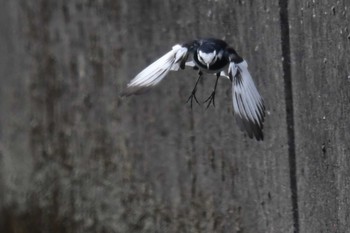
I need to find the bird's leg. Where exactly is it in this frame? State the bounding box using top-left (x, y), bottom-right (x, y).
top-left (186, 71), bottom-right (202, 108)
top-left (204, 73), bottom-right (220, 108)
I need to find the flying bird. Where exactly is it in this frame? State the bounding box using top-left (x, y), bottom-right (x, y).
top-left (122, 38), bottom-right (265, 140)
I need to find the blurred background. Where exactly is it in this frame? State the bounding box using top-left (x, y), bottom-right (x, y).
top-left (0, 0), bottom-right (349, 232)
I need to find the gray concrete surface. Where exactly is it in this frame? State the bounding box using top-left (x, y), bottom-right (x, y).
top-left (0, 0), bottom-right (349, 233)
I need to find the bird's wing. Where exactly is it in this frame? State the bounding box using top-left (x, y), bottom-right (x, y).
top-left (184, 60), bottom-right (196, 68)
top-left (121, 44), bottom-right (190, 96)
top-left (229, 60), bottom-right (265, 140)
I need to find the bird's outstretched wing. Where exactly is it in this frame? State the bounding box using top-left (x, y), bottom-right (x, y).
top-left (229, 60), bottom-right (265, 140)
top-left (121, 44), bottom-right (190, 96)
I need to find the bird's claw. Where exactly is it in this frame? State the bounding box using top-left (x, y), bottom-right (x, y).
top-left (204, 92), bottom-right (216, 108)
top-left (186, 90), bottom-right (200, 108)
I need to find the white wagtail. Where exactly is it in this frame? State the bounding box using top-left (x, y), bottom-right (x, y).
top-left (122, 38), bottom-right (265, 140)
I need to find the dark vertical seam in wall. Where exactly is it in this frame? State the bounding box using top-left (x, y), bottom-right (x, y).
top-left (278, 0), bottom-right (300, 233)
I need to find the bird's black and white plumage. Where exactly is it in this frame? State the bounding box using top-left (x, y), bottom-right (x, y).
top-left (122, 38), bottom-right (265, 140)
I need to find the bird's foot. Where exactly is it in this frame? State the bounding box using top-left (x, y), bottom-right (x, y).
top-left (186, 90), bottom-right (200, 108)
top-left (204, 91), bottom-right (216, 108)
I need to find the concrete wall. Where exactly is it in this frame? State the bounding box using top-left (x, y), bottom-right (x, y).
top-left (0, 0), bottom-right (349, 232)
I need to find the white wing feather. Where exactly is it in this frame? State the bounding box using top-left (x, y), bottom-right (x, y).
top-left (230, 60), bottom-right (265, 140)
top-left (122, 45), bottom-right (188, 96)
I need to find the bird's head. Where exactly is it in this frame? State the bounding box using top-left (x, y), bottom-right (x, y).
top-left (197, 49), bottom-right (218, 69)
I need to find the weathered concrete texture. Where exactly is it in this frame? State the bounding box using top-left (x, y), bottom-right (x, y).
top-left (118, 1), bottom-right (293, 232)
top-left (289, 1), bottom-right (350, 233)
top-left (3, 0), bottom-right (349, 233)
top-left (0, 0), bottom-right (33, 215)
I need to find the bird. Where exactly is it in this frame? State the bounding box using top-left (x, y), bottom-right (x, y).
top-left (121, 38), bottom-right (265, 140)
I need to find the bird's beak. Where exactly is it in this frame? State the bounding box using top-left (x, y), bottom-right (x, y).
top-left (207, 63), bottom-right (210, 69)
